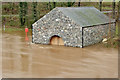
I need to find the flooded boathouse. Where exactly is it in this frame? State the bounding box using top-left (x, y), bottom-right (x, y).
top-left (32, 7), bottom-right (116, 48)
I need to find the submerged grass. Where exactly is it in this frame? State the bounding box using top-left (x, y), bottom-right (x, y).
top-left (103, 37), bottom-right (119, 48)
top-left (102, 24), bottom-right (119, 48)
top-left (2, 27), bottom-right (32, 33)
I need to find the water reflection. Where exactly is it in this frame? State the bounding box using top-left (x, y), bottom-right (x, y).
top-left (2, 31), bottom-right (118, 78)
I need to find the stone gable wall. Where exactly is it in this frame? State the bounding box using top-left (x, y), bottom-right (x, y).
top-left (32, 8), bottom-right (116, 48)
top-left (32, 8), bottom-right (83, 47)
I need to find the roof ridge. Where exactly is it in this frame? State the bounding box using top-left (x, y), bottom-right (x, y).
top-left (56, 7), bottom-right (95, 9)
top-left (55, 7), bottom-right (114, 27)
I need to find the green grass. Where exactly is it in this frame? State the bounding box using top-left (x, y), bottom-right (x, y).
top-left (103, 37), bottom-right (119, 48)
top-left (102, 24), bottom-right (119, 48)
top-left (2, 27), bottom-right (32, 32)
top-left (3, 27), bottom-right (24, 31)
top-left (0, 28), bottom-right (1, 31)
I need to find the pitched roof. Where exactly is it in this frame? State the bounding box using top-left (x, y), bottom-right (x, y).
top-left (57, 7), bottom-right (115, 27)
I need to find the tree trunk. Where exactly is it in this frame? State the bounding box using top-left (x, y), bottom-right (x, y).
top-left (32, 2), bottom-right (37, 22)
top-left (53, 2), bottom-right (56, 8)
top-left (99, 0), bottom-right (102, 11)
top-left (78, 0), bottom-right (81, 7)
top-left (118, 1), bottom-right (120, 37)
top-left (112, 0), bottom-right (116, 19)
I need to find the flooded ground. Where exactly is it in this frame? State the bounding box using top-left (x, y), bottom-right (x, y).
top-left (2, 31), bottom-right (118, 78)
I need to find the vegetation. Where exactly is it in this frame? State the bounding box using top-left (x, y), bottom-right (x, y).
top-left (19, 2), bottom-right (28, 27)
top-left (32, 2), bottom-right (38, 23)
top-left (67, 2), bottom-right (75, 7)
top-left (2, 2), bottom-right (119, 28)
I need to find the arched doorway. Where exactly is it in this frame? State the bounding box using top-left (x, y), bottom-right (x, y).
top-left (50, 35), bottom-right (64, 45)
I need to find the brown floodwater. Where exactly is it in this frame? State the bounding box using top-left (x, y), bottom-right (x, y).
top-left (2, 30), bottom-right (118, 78)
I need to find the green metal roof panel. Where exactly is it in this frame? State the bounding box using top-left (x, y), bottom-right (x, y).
top-left (57, 7), bottom-right (115, 27)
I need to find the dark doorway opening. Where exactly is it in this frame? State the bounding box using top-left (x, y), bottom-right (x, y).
top-left (50, 35), bottom-right (64, 45)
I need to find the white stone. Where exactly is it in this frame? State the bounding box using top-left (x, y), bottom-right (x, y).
top-left (56, 19), bottom-right (60, 21)
top-left (43, 15), bottom-right (46, 18)
top-left (33, 22), bottom-right (37, 26)
top-left (39, 32), bottom-right (41, 34)
top-left (68, 24), bottom-right (71, 26)
top-left (102, 38), bottom-right (107, 42)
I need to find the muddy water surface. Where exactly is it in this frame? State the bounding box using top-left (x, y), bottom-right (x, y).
top-left (2, 31), bottom-right (118, 78)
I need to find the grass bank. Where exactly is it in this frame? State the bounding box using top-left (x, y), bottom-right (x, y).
top-left (102, 37), bottom-right (119, 48)
top-left (2, 27), bottom-right (32, 33)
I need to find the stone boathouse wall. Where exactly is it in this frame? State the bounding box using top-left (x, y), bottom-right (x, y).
top-left (32, 7), bottom-right (116, 48)
top-left (83, 23), bottom-right (115, 47)
top-left (32, 8), bottom-right (83, 48)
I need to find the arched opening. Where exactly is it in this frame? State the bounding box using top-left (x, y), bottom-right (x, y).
top-left (50, 35), bottom-right (64, 45)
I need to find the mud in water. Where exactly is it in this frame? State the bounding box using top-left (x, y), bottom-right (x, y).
top-left (1, 31), bottom-right (118, 78)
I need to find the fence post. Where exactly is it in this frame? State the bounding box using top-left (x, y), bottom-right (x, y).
top-left (78, 0), bottom-right (81, 7)
top-left (118, 2), bottom-right (120, 72)
top-left (99, 0), bottom-right (103, 11)
top-left (112, 0), bottom-right (116, 19)
top-left (118, 1), bottom-right (120, 37)
top-left (53, 0), bottom-right (56, 8)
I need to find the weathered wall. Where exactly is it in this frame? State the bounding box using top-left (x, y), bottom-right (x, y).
top-left (83, 23), bottom-right (116, 47)
top-left (33, 7), bottom-right (116, 48)
top-left (32, 8), bottom-right (83, 47)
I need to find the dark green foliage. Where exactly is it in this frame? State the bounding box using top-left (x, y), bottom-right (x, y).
top-left (19, 2), bottom-right (28, 27)
top-left (32, 2), bottom-right (38, 22)
top-left (67, 2), bottom-right (75, 7)
top-left (47, 2), bottom-right (56, 10)
top-left (2, 2), bottom-right (19, 15)
top-left (48, 2), bottom-right (52, 10)
top-left (3, 2), bottom-right (16, 14)
top-left (60, 2), bottom-right (64, 7)
top-left (67, 2), bottom-right (71, 7)
top-left (46, 2), bottom-right (49, 9)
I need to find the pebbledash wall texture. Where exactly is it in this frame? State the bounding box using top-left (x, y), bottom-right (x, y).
top-left (32, 7), bottom-right (116, 48)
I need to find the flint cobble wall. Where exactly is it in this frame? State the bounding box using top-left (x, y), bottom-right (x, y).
top-left (32, 7), bottom-right (116, 48)
top-left (83, 23), bottom-right (116, 47)
top-left (32, 8), bottom-right (83, 47)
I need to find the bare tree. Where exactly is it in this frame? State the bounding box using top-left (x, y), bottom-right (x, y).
top-left (32, 2), bottom-right (38, 22)
top-left (53, 0), bottom-right (56, 8)
top-left (112, 0), bottom-right (116, 19)
top-left (19, 2), bottom-right (28, 27)
top-left (118, 1), bottom-right (120, 37)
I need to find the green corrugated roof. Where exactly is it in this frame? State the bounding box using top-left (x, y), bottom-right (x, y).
top-left (57, 7), bottom-right (115, 27)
